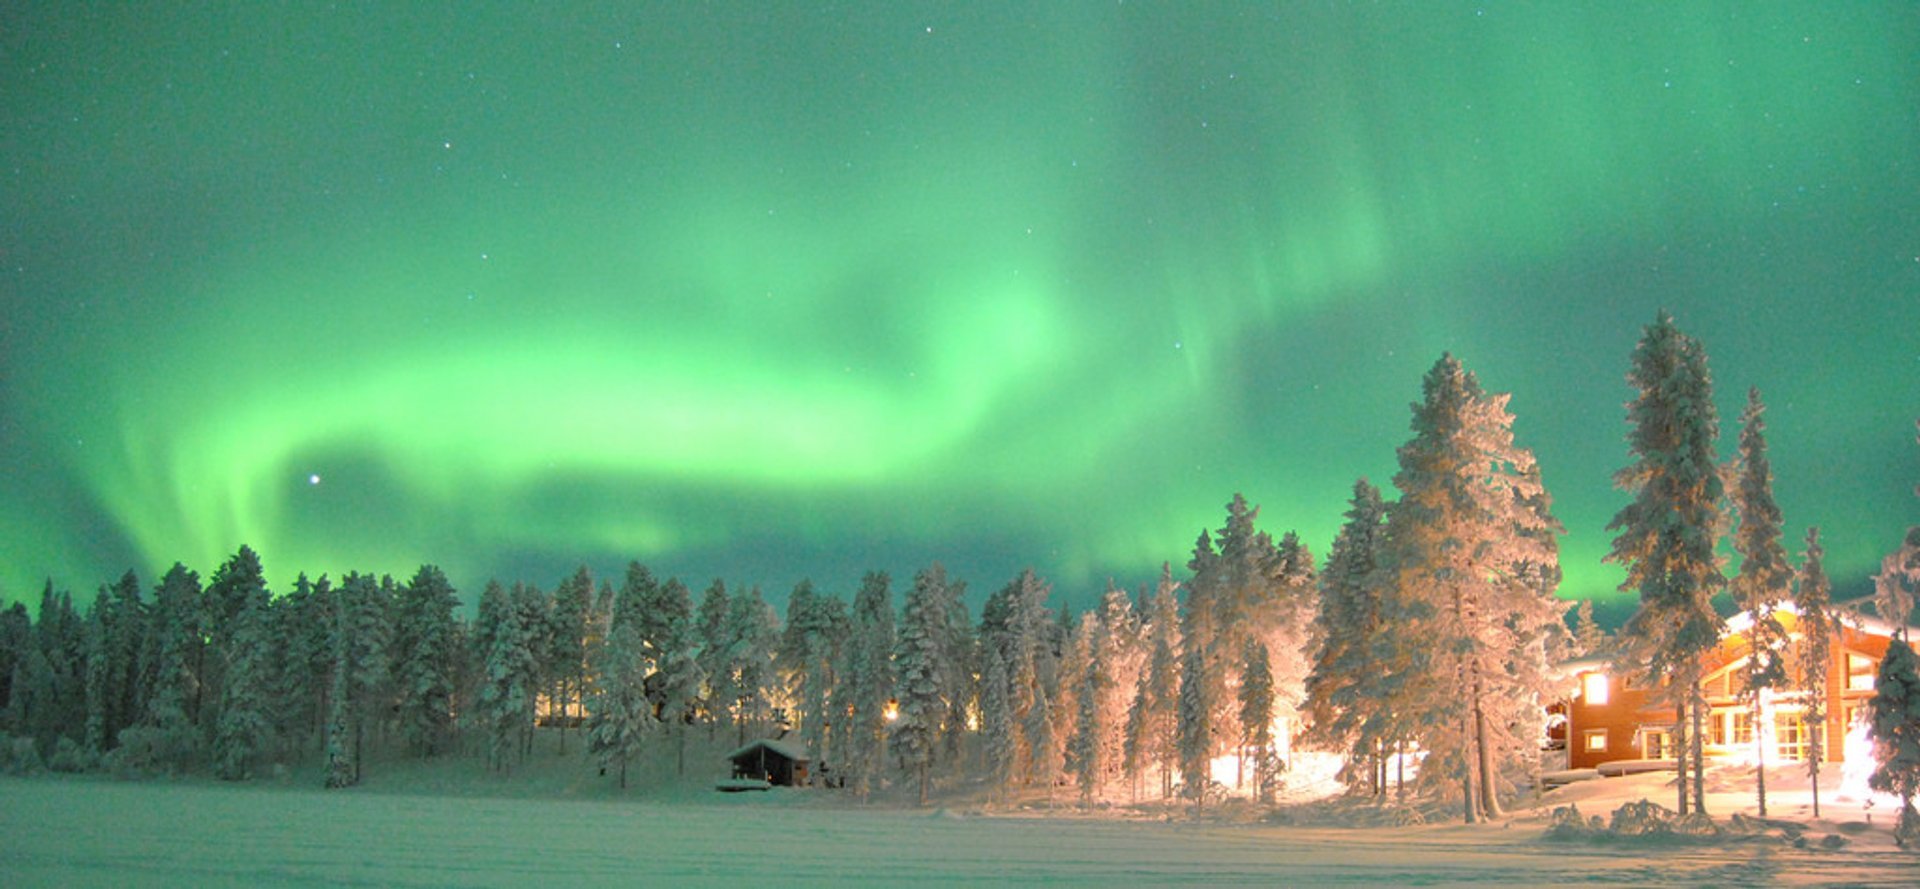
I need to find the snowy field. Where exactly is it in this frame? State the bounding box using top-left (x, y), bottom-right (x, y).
top-left (2, 771), bottom-right (1915, 887)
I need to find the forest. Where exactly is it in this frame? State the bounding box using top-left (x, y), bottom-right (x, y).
top-left (2, 312), bottom-right (1917, 835)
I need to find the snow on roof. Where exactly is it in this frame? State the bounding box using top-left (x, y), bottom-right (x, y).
top-left (726, 738), bottom-right (811, 762)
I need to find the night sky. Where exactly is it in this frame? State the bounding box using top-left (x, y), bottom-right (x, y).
top-left (4, 3), bottom-right (1917, 614)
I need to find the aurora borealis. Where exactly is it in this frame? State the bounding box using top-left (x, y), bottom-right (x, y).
top-left (3, 3), bottom-right (1916, 613)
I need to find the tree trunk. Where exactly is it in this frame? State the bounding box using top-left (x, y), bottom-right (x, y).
top-left (1809, 743), bottom-right (1822, 818)
top-left (1691, 685), bottom-right (1706, 815)
top-left (1461, 711), bottom-right (1480, 824)
top-left (1753, 700), bottom-right (1768, 816)
top-left (1674, 697), bottom-right (1690, 815)
top-left (1475, 696), bottom-right (1503, 819)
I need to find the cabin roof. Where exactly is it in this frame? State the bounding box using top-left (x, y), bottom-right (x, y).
top-left (727, 738), bottom-right (811, 763)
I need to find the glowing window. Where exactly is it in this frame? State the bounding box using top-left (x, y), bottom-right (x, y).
top-left (1582, 672), bottom-right (1609, 705)
top-left (1848, 654), bottom-right (1876, 691)
top-left (1583, 729), bottom-right (1607, 753)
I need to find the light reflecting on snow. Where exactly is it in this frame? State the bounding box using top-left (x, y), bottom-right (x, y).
top-left (1836, 715), bottom-right (1903, 810)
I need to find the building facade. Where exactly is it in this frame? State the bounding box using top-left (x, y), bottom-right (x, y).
top-left (1560, 607), bottom-right (1906, 771)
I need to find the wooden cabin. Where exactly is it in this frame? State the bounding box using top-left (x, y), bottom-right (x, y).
top-left (1560, 605), bottom-right (1910, 771)
top-left (727, 739), bottom-right (812, 787)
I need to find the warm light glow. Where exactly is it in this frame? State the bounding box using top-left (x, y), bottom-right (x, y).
top-left (1836, 715), bottom-right (1903, 808)
top-left (882, 700), bottom-right (899, 723)
top-left (1581, 671), bottom-right (1609, 706)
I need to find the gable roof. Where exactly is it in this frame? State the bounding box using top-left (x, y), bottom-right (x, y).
top-left (727, 738), bottom-right (811, 762)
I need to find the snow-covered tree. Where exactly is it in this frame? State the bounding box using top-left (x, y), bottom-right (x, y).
top-left (1571, 599), bottom-right (1606, 658)
top-left (893, 563), bottom-right (955, 804)
top-left (1606, 311), bottom-right (1727, 816)
top-left (1067, 641), bottom-right (1113, 806)
top-left (1381, 354), bottom-right (1565, 822)
top-left (641, 574), bottom-right (703, 775)
top-left (780, 580), bottom-right (846, 776)
top-left (722, 585), bottom-right (782, 743)
top-left (981, 641), bottom-right (1016, 800)
top-left (1868, 637), bottom-right (1920, 844)
top-left (1237, 637), bottom-right (1277, 803)
top-left (201, 546), bottom-right (269, 748)
top-left (980, 568), bottom-right (1057, 791)
top-left (324, 572), bottom-right (390, 787)
top-left (1175, 642), bottom-right (1212, 811)
top-left (213, 594), bottom-right (272, 780)
top-left (271, 573), bottom-right (334, 757)
top-left (1303, 479), bottom-right (1394, 794)
top-left (695, 579), bottom-right (733, 733)
top-left (393, 565), bottom-right (461, 757)
top-left (1792, 527), bottom-right (1834, 818)
top-left (587, 619), bottom-right (656, 789)
top-left (841, 571), bottom-right (895, 797)
top-left (475, 580), bottom-right (538, 774)
top-left (1728, 388), bottom-right (1791, 816)
top-left (138, 564), bottom-right (204, 773)
top-left (546, 565), bottom-right (593, 752)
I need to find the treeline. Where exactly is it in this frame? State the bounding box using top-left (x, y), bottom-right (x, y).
top-left (2, 313), bottom-right (1916, 826)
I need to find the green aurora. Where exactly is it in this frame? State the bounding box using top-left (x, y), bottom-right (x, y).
top-left (3, 3), bottom-right (1917, 613)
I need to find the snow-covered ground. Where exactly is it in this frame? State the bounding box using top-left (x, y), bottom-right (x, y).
top-left (2, 760), bottom-right (1914, 886)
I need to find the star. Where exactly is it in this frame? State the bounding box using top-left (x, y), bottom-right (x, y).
top-left (308, 474), bottom-right (322, 486)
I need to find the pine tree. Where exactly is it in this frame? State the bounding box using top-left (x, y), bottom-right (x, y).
top-left (1793, 527), bottom-right (1834, 818)
top-left (1868, 637), bottom-right (1920, 844)
top-left (325, 572), bottom-right (390, 787)
top-left (477, 580), bottom-right (539, 774)
top-left (842, 571), bottom-right (895, 798)
top-left (723, 586), bottom-right (781, 743)
top-left (1728, 388), bottom-right (1791, 815)
top-left (642, 575), bottom-right (703, 776)
top-left (271, 573), bottom-right (333, 757)
top-left (1382, 354), bottom-right (1565, 822)
top-left (695, 579), bottom-right (733, 734)
top-left (510, 582), bottom-right (551, 760)
top-left (1303, 479), bottom-right (1392, 794)
top-left (1175, 642), bottom-right (1212, 811)
top-left (201, 546), bottom-right (269, 749)
top-left (140, 564), bottom-right (204, 773)
top-left (546, 565), bottom-right (593, 752)
top-left (1571, 600), bottom-right (1606, 657)
top-left (587, 619), bottom-right (656, 789)
top-left (214, 595), bottom-right (272, 780)
top-left (0, 602), bottom-right (31, 733)
top-left (1067, 639), bottom-right (1113, 805)
top-left (1238, 637), bottom-right (1277, 803)
top-left (1126, 629), bottom-right (1180, 800)
top-left (781, 581), bottom-right (845, 776)
top-left (1605, 311), bottom-right (1727, 816)
top-left (393, 565), bottom-right (461, 757)
top-left (981, 641), bottom-right (1016, 800)
top-left (893, 564), bottom-right (953, 805)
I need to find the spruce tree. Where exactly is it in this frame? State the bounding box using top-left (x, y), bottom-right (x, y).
top-left (723, 586), bottom-right (781, 743)
top-left (1728, 387), bottom-right (1791, 815)
top-left (695, 579), bottom-right (733, 734)
top-left (1792, 527), bottom-right (1834, 818)
top-left (981, 642), bottom-right (1016, 801)
top-left (394, 565), bottom-right (461, 757)
top-left (587, 619), bottom-right (656, 789)
top-left (1868, 637), bottom-right (1920, 845)
top-left (1175, 642), bottom-right (1212, 811)
top-left (546, 565), bottom-right (593, 751)
top-left (1605, 311), bottom-right (1727, 815)
top-left (1381, 354), bottom-right (1565, 822)
top-left (141, 564), bottom-right (204, 773)
top-left (1238, 637), bottom-right (1277, 803)
top-left (843, 571), bottom-right (895, 798)
top-left (214, 595), bottom-right (272, 780)
top-left (1303, 479), bottom-right (1391, 793)
top-left (893, 564), bottom-right (953, 804)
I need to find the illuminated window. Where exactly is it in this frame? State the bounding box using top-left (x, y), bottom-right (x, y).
top-left (1583, 729), bottom-right (1607, 753)
top-left (1775, 713), bottom-right (1807, 762)
top-left (1732, 711), bottom-right (1754, 745)
top-left (1582, 672), bottom-right (1609, 706)
top-left (1848, 654), bottom-right (1876, 691)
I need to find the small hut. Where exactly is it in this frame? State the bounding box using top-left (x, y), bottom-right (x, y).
top-left (726, 739), bottom-right (812, 787)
